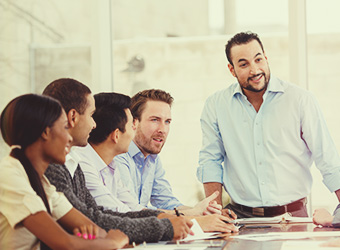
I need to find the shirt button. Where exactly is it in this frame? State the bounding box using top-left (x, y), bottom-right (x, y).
top-left (257, 142), bottom-right (260, 146)
top-left (259, 162), bottom-right (262, 165)
top-left (261, 181), bottom-right (265, 185)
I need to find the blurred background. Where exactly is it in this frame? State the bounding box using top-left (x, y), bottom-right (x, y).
top-left (1, 0), bottom-right (340, 214)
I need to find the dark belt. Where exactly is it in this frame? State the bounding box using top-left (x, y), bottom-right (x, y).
top-left (231, 198), bottom-right (306, 217)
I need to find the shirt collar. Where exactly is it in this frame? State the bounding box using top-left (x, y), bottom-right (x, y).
top-left (65, 147), bottom-right (81, 178)
top-left (128, 141), bottom-right (157, 162)
top-left (232, 75), bottom-right (284, 98)
top-left (79, 144), bottom-right (109, 172)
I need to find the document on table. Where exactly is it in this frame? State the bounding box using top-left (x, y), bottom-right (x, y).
top-left (134, 219), bottom-right (225, 249)
top-left (230, 213), bottom-right (313, 224)
top-left (231, 231), bottom-right (340, 241)
top-left (180, 219), bottom-right (221, 242)
top-left (281, 240), bottom-right (340, 250)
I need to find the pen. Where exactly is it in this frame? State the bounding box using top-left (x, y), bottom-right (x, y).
top-left (174, 207), bottom-right (180, 217)
top-left (246, 225), bottom-right (272, 229)
top-left (223, 220), bottom-right (236, 225)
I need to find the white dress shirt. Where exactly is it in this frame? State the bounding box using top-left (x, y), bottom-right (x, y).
top-left (74, 144), bottom-right (144, 212)
top-left (65, 148), bottom-right (81, 178)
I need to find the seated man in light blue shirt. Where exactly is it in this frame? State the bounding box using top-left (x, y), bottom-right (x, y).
top-left (114, 89), bottom-right (234, 218)
top-left (197, 31), bottom-right (340, 218)
top-left (77, 91), bottom-right (238, 233)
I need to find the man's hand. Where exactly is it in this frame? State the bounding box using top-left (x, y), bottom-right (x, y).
top-left (193, 191), bottom-right (222, 215)
top-left (204, 200), bottom-right (223, 215)
top-left (169, 216), bottom-right (193, 240)
top-left (313, 208), bottom-right (334, 227)
top-left (196, 214), bottom-right (238, 233)
top-left (221, 208), bottom-right (237, 220)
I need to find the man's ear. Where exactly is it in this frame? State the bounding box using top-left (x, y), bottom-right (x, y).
top-left (67, 109), bottom-right (79, 128)
top-left (133, 118), bottom-right (139, 130)
top-left (110, 128), bottom-right (120, 144)
top-left (228, 64), bottom-right (236, 77)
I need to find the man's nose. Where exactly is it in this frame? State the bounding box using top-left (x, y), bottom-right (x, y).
top-left (157, 122), bottom-right (166, 133)
top-left (249, 63), bottom-right (260, 75)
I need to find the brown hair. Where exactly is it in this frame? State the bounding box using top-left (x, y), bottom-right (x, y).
top-left (42, 78), bottom-right (91, 114)
top-left (131, 89), bottom-right (173, 121)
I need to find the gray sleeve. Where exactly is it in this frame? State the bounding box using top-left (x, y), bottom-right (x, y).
top-left (332, 204), bottom-right (340, 227)
top-left (45, 164), bottom-right (173, 243)
top-left (103, 208), bottom-right (163, 218)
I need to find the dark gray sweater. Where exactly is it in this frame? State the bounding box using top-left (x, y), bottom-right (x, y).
top-left (45, 164), bottom-right (174, 243)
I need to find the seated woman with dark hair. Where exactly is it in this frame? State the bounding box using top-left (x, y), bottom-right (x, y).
top-left (0, 94), bottom-right (128, 250)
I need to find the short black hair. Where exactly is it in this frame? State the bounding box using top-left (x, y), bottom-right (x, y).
top-left (42, 78), bottom-right (91, 114)
top-left (88, 92), bottom-right (131, 144)
top-left (225, 31), bottom-right (264, 66)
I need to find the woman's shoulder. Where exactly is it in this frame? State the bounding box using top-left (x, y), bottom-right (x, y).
top-left (0, 155), bottom-right (27, 179)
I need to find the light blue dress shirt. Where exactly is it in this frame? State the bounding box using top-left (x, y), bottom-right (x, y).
top-left (115, 141), bottom-right (183, 210)
top-left (197, 76), bottom-right (340, 207)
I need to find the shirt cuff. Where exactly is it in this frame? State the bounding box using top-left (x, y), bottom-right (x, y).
top-left (146, 204), bottom-right (158, 210)
top-left (131, 203), bottom-right (147, 211)
top-left (196, 163), bottom-right (223, 183)
top-left (332, 204), bottom-right (340, 227)
top-left (51, 192), bottom-right (73, 220)
top-left (322, 170), bottom-right (340, 192)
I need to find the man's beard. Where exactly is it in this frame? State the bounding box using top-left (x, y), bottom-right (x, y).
top-left (134, 128), bottom-right (165, 155)
top-left (238, 69), bottom-right (271, 93)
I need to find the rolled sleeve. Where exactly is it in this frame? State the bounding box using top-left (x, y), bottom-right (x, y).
top-left (197, 162), bottom-right (224, 184)
top-left (0, 160), bottom-right (48, 228)
top-left (50, 192), bottom-right (73, 220)
top-left (43, 176), bottom-right (72, 220)
top-left (301, 93), bottom-right (340, 192)
top-left (323, 170), bottom-right (340, 192)
top-left (332, 204), bottom-right (340, 227)
top-left (10, 194), bottom-right (46, 227)
top-left (197, 95), bottom-right (225, 184)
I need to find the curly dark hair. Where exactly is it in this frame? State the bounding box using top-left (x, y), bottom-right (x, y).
top-left (225, 31), bottom-right (264, 66)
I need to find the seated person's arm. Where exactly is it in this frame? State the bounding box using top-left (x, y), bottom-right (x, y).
top-left (23, 210), bottom-right (128, 249)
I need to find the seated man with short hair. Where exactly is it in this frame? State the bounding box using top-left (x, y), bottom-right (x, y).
top-left (76, 91), bottom-right (238, 233)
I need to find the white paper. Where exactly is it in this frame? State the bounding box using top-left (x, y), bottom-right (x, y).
top-left (180, 219), bottom-right (220, 242)
top-left (281, 240), bottom-right (340, 250)
top-left (231, 231), bottom-right (340, 241)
